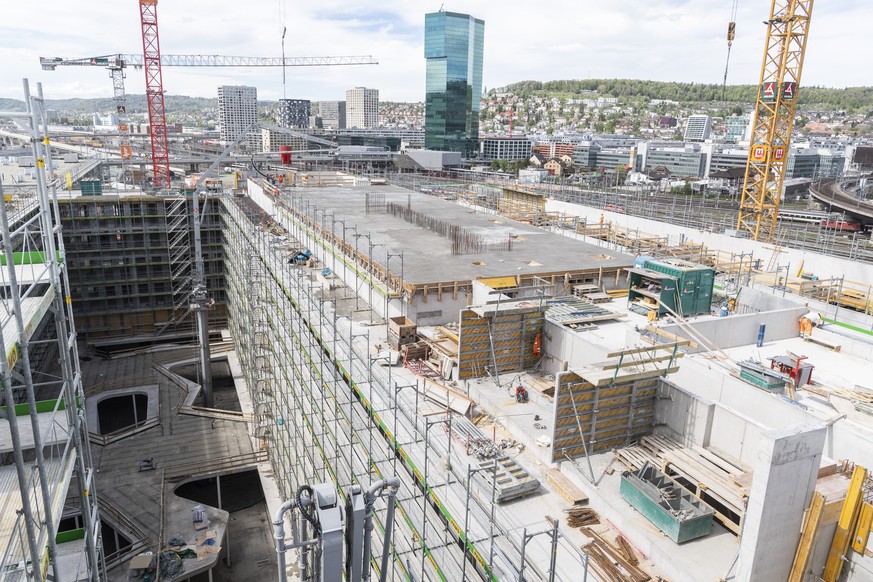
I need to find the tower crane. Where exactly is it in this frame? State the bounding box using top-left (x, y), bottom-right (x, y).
top-left (736, 0), bottom-right (813, 241)
top-left (39, 53), bottom-right (378, 187)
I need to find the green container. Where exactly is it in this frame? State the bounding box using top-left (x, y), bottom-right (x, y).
top-left (620, 465), bottom-right (714, 543)
top-left (642, 258), bottom-right (715, 317)
top-left (79, 180), bottom-right (102, 196)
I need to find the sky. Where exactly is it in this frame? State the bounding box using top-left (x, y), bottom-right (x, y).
top-left (1, 1), bottom-right (869, 104)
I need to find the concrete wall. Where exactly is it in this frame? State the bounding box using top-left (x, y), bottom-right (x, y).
top-left (660, 357), bottom-right (873, 469)
top-left (735, 284), bottom-right (803, 313)
top-left (540, 320), bottom-right (612, 374)
top-left (656, 379), bottom-right (766, 467)
top-left (655, 306), bottom-right (808, 353)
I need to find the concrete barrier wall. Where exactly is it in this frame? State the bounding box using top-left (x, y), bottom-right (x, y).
top-left (547, 199), bottom-right (873, 286)
top-left (655, 306), bottom-right (808, 353)
top-left (660, 358), bottom-right (873, 468)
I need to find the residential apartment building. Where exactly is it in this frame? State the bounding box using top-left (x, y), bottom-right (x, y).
top-left (725, 115), bottom-right (751, 143)
top-left (424, 11), bottom-right (484, 157)
top-left (279, 99), bottom-right (311, 129)
top-left (261, 127), bottom-right (308, 153)
top-left (684, 114), bottom-right (713, 142)
top-left (346, 87), bottom-right (379, 129)
top-left (218, 85), bottom-right (258, 145)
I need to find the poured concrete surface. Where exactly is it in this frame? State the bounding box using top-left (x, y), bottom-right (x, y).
top-left (285, 185), bottom-right (633, 285)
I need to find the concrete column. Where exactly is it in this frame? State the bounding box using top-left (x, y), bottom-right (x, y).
top-left (735, 423), bottom-right (826, 582)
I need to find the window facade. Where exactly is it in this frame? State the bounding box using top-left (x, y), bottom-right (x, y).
top-left (424, 11), bottom-right (484, 158)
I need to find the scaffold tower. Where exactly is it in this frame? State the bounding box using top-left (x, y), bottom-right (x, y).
top-left (0, 81), bottom-right (103, 580)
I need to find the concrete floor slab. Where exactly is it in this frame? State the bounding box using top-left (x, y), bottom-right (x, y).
top-left (283, 185), bottom-right (633, 285)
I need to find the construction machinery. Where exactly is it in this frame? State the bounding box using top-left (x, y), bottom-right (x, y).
top-left (273, 478), bottom-right (400, 582)
top-left (736, 0), bottom-right (814, 241)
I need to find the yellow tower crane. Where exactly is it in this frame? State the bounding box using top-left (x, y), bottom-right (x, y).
top-left (737, 0), bottom-right (814, 241)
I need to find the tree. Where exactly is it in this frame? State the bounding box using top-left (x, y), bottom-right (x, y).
top-left (613, 164), bottom-right (628, 185)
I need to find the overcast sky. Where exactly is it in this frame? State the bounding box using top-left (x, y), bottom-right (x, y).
top-left (1, 1), bottom-right (869, 103)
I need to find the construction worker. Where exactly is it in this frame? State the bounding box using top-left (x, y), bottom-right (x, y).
top-left (515, 385), bottom-right (528, 403)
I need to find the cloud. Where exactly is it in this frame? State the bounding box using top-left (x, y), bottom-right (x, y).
top-left (0, 0), bottom-right (868, 103)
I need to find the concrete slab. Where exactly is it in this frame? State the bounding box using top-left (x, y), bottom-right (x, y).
top-left (280, 185), bottom-right (633, 285)
top-left (80, 346), bottom-right (278, 581)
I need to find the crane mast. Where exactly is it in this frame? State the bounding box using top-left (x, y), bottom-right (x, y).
top-left (736, 0), bottom-right (813, 241)
top-left (138, 0), bottom-right (171, 189)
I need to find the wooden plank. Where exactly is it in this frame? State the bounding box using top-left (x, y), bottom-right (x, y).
top-left (824, 466), bottom-right (867, 582)
top-left (645, 324), bottom-right (700, 350)
top-left (803, 335), bottom-right (842, 352)
top-left (606, 340), bottom-right (690, 358)
top-left (788, 491), bottom-right (825, 582)
top-left (600, 352), bottom-right (685, 371)
top-left (546, 469), bottom-right (588, 506)
top-left (852, 502), bottom-right (873, 554)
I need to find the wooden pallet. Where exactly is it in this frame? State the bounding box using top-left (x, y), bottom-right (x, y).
top-left (615, 434), bottom-right (749, 535)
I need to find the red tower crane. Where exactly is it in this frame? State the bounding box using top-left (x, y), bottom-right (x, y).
top-left (139, 0), bottom-right (171, 189)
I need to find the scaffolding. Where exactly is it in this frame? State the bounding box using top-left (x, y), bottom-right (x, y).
top-left (221, 191), bottom-right (592, 581)
top-left (57, 195), bottom-right (225, 340)
top-left (0, 80), bottom-right (102, 581)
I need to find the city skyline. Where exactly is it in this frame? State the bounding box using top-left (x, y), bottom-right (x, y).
top-left (1, 1), bottom-right (870, 103)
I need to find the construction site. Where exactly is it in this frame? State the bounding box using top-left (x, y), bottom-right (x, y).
top-left (4, 0), bottom-right (873, 581)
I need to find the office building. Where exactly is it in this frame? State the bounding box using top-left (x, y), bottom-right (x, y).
top-left (424, 11), bottom-right (485, 157)
top-left (279, 99), bottom-right (311, 129)
top-left (346, 87), bottom-right (379, 129)
top-left (218, 85), bottom-right (258, 144)
top-left (684, 114), bottom-right (713, 142)
top-left (317, 100), bottom-right (346, 129)
top-left (479, 136), bottom-right (533, 161)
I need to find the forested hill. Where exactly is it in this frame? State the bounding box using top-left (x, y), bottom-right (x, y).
top-left (502, 79), bottom-right (873, 112)
top-left (0, 95), bottom-right (217, 115)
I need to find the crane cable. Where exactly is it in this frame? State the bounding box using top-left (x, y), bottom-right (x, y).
top-left (722, 0), bottom-right (740, 101)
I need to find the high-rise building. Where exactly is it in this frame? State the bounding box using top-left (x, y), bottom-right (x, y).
top-left (684, 114), bottom-right (713, 142)
top-left (317, 101), bottom-right (346, 129)
top-left (279, 99), bottom-right (311, 129)
top-left (424, 11), bottom-right (484, 157)
top-left (346, 88), bottom-right (379, 129)
top-left (218, 85), bottom-right (258, 143)
top-left (318, 101), bottom-right (346, 129)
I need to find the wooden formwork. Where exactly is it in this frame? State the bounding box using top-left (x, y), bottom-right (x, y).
top-left (551, 372), bottom-right (658, 462)
top-left (457, 306), bottom-right (544, 380)
top-left (498, 187), bottom-right (547, 216)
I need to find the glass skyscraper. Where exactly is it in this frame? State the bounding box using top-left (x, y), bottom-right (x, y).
top-left (424, 11), bottom-right (484, 157)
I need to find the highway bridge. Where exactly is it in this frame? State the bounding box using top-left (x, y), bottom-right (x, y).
top-left (810, 178), bottom-right (873, 224)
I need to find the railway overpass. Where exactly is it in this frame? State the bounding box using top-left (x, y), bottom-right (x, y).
top-left (810, 178), bottom-right (873, 224)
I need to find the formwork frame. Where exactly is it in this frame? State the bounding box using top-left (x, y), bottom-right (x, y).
top-left (0, 81), bottom-right (103, 581)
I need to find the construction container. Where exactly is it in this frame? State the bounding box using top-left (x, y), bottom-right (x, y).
top-left (79, 180), bottom-right (103, 196)
top-left (620, 465), bottom-right (714, 543)
top-left (627, 258), bottom-right (714, 317)
top-left (738, 359), bottom-right (787, 392)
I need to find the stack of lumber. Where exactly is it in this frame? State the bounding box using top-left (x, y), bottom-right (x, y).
top-left (582, 527), bottom-right (651, 581)
top-left (565, 506), bottom-right (599, 527)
